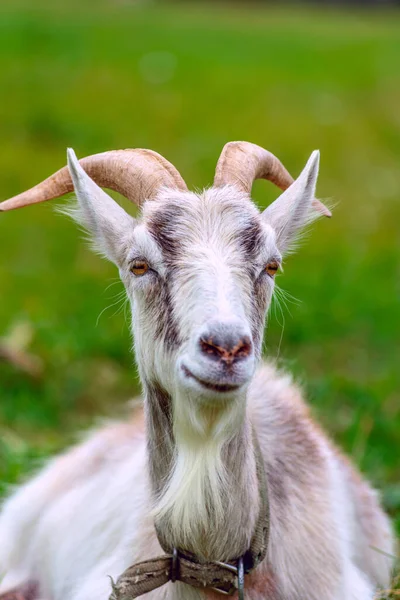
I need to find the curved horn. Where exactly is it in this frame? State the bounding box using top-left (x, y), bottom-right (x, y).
top-left (0, 149), bottom-right (187, 212)
top-left (214, 141), bottom-right (331, 217)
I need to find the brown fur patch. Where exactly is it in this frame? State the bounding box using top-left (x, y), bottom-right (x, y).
top-left (146, 202), bottom-right (185, 261)
top-left (145, 382), bottom-right (175, 498)
top-left (239, 218), bottom-right (265, 257)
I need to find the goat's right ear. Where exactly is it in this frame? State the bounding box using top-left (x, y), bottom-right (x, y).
top-left (262, 151), bottom-right (320, 254)
top-left (66, 148), bottom-right (136, 265)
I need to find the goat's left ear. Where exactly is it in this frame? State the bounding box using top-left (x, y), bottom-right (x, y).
top-left (262, 150), bottom-right (320, 253)
top-left (67, 148), bottom-right (136, 266)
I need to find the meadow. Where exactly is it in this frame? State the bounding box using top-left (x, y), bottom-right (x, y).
top-left (0, 0), bottom-right (399, 582)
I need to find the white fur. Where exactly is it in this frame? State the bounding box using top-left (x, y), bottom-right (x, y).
top-left (0, 367), bottom-right (394, 599)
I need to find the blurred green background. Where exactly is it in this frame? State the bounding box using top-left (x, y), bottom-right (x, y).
top-left (0, 0), bottom-right (399, 554)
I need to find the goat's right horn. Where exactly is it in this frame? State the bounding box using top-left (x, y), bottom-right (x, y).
top-left (0, 149), bottom-right (188, 211)
top-left (214, 141), bottom-right (331, 217)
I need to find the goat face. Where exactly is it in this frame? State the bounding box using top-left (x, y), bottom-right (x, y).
top-left (62, 148), bottom-right (322, 408)
top-left (0, 144), bottom-right (323, 410)
top-left (122, 187), bottom-right (279, 403)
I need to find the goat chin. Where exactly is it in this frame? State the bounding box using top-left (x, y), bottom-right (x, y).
top-left (0, 362), bottom-right (395, 600)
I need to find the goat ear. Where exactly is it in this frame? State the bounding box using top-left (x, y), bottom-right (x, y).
top-left (66, 148), bottom-right (136, 265)
top-left (262, 151), bottom-right (320, 253)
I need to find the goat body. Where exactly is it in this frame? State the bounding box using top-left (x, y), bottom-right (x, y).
top-left (0, 365), bottom-right (394, 600)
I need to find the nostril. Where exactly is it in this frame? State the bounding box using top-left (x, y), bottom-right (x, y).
top-left (233, 336), bottom-right (252, 360)
top-left (199, 334), bottom-right (253, 364)
top-left (199, 337), bottom-right (224, 361)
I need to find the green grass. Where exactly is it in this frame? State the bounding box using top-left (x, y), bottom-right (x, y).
top-left (0, 0), bottom-right (399, 566)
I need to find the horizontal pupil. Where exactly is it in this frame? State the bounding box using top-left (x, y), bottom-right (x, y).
top-left (131, 262), bottom-right (148, 275)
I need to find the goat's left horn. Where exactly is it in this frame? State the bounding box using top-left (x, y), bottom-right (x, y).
top-left (214, 141), bottom-right (331, 217)
top-left (0, 149), bottom-right (188, 211)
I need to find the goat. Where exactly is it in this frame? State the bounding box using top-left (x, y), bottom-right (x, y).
top-left (0, 142), bottom-right (395, 600)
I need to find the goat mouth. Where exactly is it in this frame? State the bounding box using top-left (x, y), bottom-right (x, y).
top-left (181, 365), bottom-right (241, 393)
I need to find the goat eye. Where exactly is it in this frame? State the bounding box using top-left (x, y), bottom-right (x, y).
top-left (265, 261), bottom-right (279, 277)
top-left (130, 260), bottom-right (149, 276)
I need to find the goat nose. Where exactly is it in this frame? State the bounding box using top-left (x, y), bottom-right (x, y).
top-left (199, 329), bottom-right (253, 364)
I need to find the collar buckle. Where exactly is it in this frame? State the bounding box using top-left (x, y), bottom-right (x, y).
top-left (210, 557), bottom-right (245, 598)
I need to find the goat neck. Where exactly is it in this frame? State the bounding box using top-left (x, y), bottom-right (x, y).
top-left (144, 379), bottom-right (260, 563)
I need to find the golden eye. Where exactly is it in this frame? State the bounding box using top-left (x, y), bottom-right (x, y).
top-left (130, 260), bottom-right (149, 276)
top-left (265, 261), bottom-right (279, 277)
